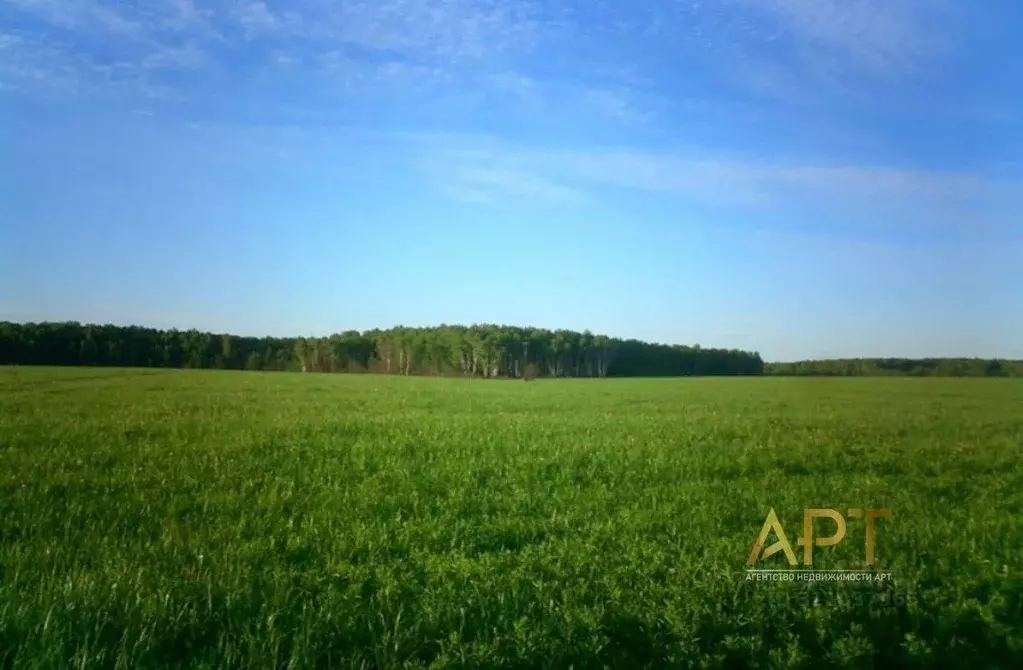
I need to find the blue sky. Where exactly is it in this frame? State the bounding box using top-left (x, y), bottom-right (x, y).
top-left (1, 0), bottom-right (1020, 361)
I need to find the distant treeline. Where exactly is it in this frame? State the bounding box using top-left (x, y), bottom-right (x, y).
top-left (4, 322), bottom-right (1017, 379)
top-left (765, 358), bottom-right (1023, 378)
top-left (0, 322), bottom-right (765, 378)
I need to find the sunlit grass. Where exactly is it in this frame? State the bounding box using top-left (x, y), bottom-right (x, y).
top-left (1, 368), bottom-right (1020, 668)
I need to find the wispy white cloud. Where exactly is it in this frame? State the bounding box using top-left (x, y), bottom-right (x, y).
top-left (161, 0), bottom-right (225, 41)
top-left (0, 0), bottom-right (221, 98)
top-left (747, 0), bottom-right (953, 78)
top-left (583, 88), bottom-right (653, 125)
top-left (485, 72), bottom-right (536, 100)
top-left (0, 0), bottom-right (993, 152)
top-left (3, 0), bottom-right (948, 118)
top-left (142, 42), bottom-right (205, 70)
top-left (5, 0), bottom-right (142, 36)
top-left (0, 0), bottom-right (969, 87)
top-left (231, 0), bottom-right (306, 40)
top-left (411, 133), bottom-right (1021, 231)
top-left (438, 164), bottom-right (587, 205)
top-left (234, 1), bottom-right (279, 36)
top-left (725, 0), bottom-right (964, 107)
top-left (0, 30), bottom-right (126, 97)
top-left (0, 0), bottom-right (583, 111)
top-left (272, 51), bottom-right (300, 67)
top-left (320, 0), bottom-right (550, 60)
top-left (0, 27), bottom-right (199, 101)
top-left (638, 0), bottom-right (964, 104)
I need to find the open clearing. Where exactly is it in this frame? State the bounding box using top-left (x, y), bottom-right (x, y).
top-left (1, 367), bottom-right (1021, 668)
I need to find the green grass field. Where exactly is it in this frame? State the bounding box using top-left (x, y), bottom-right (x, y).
top-left (1, 367), bottom-right (1020, 669)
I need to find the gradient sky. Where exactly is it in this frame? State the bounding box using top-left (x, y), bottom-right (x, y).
top-left (1, 0), bottom-right (1021, 361)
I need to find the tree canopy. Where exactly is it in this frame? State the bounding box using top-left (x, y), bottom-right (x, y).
top-left (764, 358), bottom-right (1023, 378)
top-left (2, 322), bottom-right (1017, 378)
top-left (0, 321), bottom-right (763, 377)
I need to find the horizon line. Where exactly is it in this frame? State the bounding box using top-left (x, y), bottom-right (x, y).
top-left (2, 319), bottom-right (1021, 365)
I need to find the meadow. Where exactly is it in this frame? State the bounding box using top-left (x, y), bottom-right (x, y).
top-left (0, 367), bottom-right (1020, 669)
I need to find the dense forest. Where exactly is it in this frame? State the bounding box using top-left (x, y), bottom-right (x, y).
top-left (2, 322), bottom-right (1018, 378)
top-left (765, 358), bottom-right (1023, 378)
top-left (0, 322), bottom-right (764, 377)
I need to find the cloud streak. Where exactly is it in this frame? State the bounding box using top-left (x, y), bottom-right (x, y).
top-left (2, 0), bottom-right (1004, 220)
top-left (319, 0), bottom-right (550, 60)
top-left (0, 0), bottom-right (974, 118)
top-left (641, 0), bottom-right (965, 105)
top-left (747, 0), bottom-right (953, 77)
top-left (0, 0), bottom-right (579, 111)
top-left (5, 0), bottom-right (143, 36)
top-left (414, 133), bottom-right (1020, 232)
